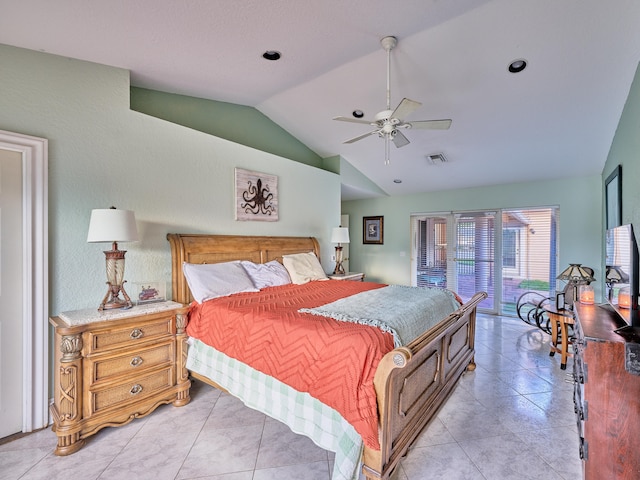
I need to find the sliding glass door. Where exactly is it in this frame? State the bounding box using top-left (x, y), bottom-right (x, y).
top-left (412, 207), bottom-right (558, 315)
top-left (414, 216), bottom-right (448, 289)
top-left (454, 212), bottom-right (496, 310)
top-left (500, 208), bottom-right (559, 315)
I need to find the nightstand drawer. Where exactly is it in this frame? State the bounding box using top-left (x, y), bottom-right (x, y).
top-left (87, 340), bottom-right (175, 386)
top-left (88, 366), bottom-right (175, 415)
top-left (85, 315), bottom-right (173, 354)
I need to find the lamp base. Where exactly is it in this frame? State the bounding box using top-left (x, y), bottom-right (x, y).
top-left (333, 245), bottom-right (345, 275)
top-left (99, 281), bottom-right (133, 311)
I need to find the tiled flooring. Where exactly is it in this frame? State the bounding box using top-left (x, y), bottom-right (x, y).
top-left (0, 314), bottom-right (582, 480)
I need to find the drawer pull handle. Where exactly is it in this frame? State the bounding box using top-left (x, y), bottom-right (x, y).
top-left (130, 328), bottom-right (144, 340)
top-left (130, 384), bottom-right (143, 395)
top-left (130, 356), bottom-right (143, 367)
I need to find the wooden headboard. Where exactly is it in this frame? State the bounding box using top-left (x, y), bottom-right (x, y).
top-left (167, 233), bottom-right (320, 304)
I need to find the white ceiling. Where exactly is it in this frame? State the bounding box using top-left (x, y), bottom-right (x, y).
top-left (2, 0), bottom-right (640, 200)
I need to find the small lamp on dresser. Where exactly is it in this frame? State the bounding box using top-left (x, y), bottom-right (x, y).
top-left (87, 206), bottom-right (139, 311)
top-left (556, 263), bottom-right (595, 309)
top-left (331, 226), bottom-right (350, 275)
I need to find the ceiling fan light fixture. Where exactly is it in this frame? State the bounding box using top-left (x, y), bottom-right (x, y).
top-left (508, 59), bottom-right (527, 73)
top-left (332, 35), bottom-right (452, 166)
top-left (262, 50), bottom-right (281, 61)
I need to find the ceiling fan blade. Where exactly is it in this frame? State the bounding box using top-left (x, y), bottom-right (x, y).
top-left (343, 130), bottom-right (377, 144)
top-left (409, 119), bottom-right (452, 130)
top-left (391, 98), bottom-right (422, 121)
top-left (392, 130), bottom-right (410, 148)
top-left (333, 116), bottom-right (374, 125)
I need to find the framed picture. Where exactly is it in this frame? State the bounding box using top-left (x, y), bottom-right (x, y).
top-left (363, 216), bottom-right (384, 244)
top-left (235, 168), bottom-right (279, 221)
top-left (605, 165), bottom-right (622, 229)
top-left (132, 281), bottom-right (166, 305)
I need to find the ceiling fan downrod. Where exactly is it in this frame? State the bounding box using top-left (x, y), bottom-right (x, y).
top-left (381, 36), bottom-right (397, 112)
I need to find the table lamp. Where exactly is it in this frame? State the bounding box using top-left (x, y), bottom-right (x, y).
top-left (331, 227), bottom-right (350, 275)
top-left (557, 263), bottom-right (595, 309)
top-left (87, 207), bottom-right (139, 311)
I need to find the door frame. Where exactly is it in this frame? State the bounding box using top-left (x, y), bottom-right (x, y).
top-left (0, 130), bottom-right (48, 432)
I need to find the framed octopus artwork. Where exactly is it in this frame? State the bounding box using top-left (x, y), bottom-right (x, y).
top-left (235, 168), bottom-right (279, 221)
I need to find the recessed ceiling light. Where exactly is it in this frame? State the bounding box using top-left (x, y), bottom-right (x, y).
top-left (393, 179), bottom-right (402, 184)
top-left (262, 50), bottom-right (281, 61)
top-left (508, 59), bottom-right (527, 73)
top-left (352, 110), bottom-right (364, 118)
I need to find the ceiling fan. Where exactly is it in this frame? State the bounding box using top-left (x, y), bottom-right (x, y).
top-left (333, 36), bottom-right (451, 165)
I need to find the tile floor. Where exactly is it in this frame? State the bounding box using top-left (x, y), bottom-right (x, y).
top-left (0, 314), bottom-right (583, 480)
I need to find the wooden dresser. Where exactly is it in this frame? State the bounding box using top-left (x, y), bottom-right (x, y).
top-left (572, 303), bottom-right (640, 479)
top-left (49, 301), bottom-right (191, 455)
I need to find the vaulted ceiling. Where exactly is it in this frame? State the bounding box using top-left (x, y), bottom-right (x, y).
top-left (2, 0), bottom-right (639, 199)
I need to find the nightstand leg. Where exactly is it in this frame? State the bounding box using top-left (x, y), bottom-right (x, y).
top-left (52, 333), bottom-right (84, 455)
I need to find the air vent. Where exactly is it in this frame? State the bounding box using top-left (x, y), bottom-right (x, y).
top-left (426, 153), bottom-right (447, 165)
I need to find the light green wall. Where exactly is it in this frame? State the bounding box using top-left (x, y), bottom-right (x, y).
top-left (603, 62), bottom-right (640, 233)
top-left (0, 44), bottom-right (341, 315)
top-left (342, 175), bottom-right (603, 297)
top-left (130, 87), bottom-right (324, 169)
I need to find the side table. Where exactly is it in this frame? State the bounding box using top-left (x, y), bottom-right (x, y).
top-left (543, 303), bottom-right (575, 369)
top-left (49, 301), bottom-right (190, 455)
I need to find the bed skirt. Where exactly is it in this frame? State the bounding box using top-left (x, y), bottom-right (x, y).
top-left (186, 337), bottom-right (364, 480)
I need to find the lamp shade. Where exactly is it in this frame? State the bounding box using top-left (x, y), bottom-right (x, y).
top-left (557, 263), bottom-right (595, 284)
top-left (87, 208), bottom-right (139, 243)
top-left (605, 265), bottom-right (629, 283)
top-left (331, 227), bottom-right (350, 244)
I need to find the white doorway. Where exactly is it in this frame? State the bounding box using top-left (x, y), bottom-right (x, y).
top-left (0, 148), bottom-right (24, 437)
top-left (0, 130), bottom-right (48, 436)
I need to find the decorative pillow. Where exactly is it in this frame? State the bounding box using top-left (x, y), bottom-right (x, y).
top-left (183, 261), bottom-right (258, 303)
top-left (240, 260), bottom-right (291, 289)
top-left (282, 251), bottom-right (328, 285)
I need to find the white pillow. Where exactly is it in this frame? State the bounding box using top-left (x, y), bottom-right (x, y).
top-left (183, 261), bottom-right (258, 303)
top-left (282, 252), bottom-right (328, 285)
top-left (240, 260), bottom-right (291, 289)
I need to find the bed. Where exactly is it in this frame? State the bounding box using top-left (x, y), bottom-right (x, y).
top-left (167, 233), bottom-right (487, 480)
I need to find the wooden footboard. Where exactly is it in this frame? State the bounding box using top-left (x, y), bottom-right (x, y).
top-left (362, 291), bottom-right (488, 480)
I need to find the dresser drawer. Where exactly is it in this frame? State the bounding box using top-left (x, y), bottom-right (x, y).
top-left (87, 366), bottom-right (175, 415)
top-left (86, 340), bottom-right (175, 387)
top-left (84, 314), bottom-right (174, 354)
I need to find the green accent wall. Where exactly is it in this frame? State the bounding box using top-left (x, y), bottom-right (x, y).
top-left (603, 62), bottom-right (640, 232)
top-left (130, 87), bottom-right (324, 169)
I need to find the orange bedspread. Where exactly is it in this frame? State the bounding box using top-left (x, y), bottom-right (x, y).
top-left (186, 280), bottom-right (394, 450)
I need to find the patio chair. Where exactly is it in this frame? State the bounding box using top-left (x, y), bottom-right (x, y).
top-left (516, 266), bottom-right (594, 334)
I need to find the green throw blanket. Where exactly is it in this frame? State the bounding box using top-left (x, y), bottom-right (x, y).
top-left (299, 285), bottom-right (460, 347)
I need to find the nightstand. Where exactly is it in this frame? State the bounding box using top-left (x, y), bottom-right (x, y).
top-left (49, 301), bottom-right (191, 456)
top-left (328, 272), bottom-right (365, 281)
